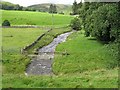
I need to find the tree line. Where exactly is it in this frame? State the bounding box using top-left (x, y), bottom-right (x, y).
top-left (71, 1), bottom-right (120, 43)
top-left (72, 0), bottom-right (82, 15)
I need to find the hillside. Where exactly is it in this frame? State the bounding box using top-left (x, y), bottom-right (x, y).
top-left (0, 1), bottom-right (23, 10)
top-left (0, 1), bottom-right (72, 14)
top-left (28, 3), bottom-right (72, 14)
top-left (2, 10), bottom-right (73, 26)
top-left (0, 1), bottom-right (14, 5)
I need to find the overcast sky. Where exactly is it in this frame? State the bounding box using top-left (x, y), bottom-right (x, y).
top-left (3, 0), bottom-right (82, 6)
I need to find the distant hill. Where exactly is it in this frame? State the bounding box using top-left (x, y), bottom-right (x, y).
top-left (28, 3), bottom-right (72, 14)
top-left (0, 1), bottom-right (23, 10)
top-left (0, 1), bottom-right (14, 6)
top-left (0, 1), bottom-right (72, 14)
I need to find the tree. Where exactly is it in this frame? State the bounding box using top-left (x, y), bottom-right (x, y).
top-left (2, 20), bottom-right (11, 26)
top-left (14, 4), bottom-right (20, 10)
top-left (91, 3), bottom-right (119, 42)
top-left (59, 12), bottom-right (64, 15)
top-left (78, 2), bottom-right (119, 42)
top-left (72, 0), bottom-right (78, 15)
top-left (49, 4), bottom-right (57, 13)
top-left (49, 4), bottom-right (53, 13)
top-left (53, 5), bottom-right (57, 13)
top-left (70, 17), bottom-right (81, 31)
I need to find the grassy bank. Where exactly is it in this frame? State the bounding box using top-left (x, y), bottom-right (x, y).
top-left (2, 27), bottom-right (71, 75)
top-left (2, 67), bottom-right (118, 88)
top-left (2, 28), bottom-right (47, 74)
top-left (26, 27), bottom-right (72, 54)
top-left (53, 31), bottom-right (118, 74)
top-left (2, 29), bottom-right (118, 88)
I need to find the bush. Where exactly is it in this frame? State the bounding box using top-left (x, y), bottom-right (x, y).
top-left (2, 20), bottom-right (11, 26)
top-left (59, 12), bottom-right (64, 15)
top-left (70, 17), bottom-right (81, 31)
top-left (91, 4), bottom-right (119, 42)
top-left (79, 3), bottom-right (119, 42)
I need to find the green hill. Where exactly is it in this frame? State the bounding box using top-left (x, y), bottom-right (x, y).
top-left (0, 1), bottom-right (72, 14)
top-left (0, 1), bottom-right (23, 10)
top-left (2, 10), bottom-right (73, 26)
top-left (28, 3), bottom-right (72, 14)
top-left (0, 1), bottom-right (15, 6)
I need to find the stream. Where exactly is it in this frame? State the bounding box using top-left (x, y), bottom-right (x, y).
top-left (25, 31), bottom-right (73, 75)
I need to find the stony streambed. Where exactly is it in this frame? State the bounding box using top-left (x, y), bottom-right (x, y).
top-left (26, 31), bottom-right (73, 75)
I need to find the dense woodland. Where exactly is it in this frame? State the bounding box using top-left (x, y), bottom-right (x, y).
top-left (72, 1), bottom-right (120, 43)
top-left (71, 1), bottom-right (120, 63)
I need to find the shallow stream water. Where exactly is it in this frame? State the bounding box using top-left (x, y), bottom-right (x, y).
top-left (26, 31), bottom-right (73, 75)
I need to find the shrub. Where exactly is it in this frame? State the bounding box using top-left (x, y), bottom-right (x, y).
top-left (70, 17), bottom-right (81, 31)
top-left (59, 12), bottom-right (64, 15)
top-left (2, 20), bottom-right (11, 26)
top-left (79, 3), bottom-right (119, 42)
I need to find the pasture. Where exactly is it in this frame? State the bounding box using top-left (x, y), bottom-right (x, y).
top-left (1, 9), bottom-right (118, 88)
top-left (2, 28), bottom-right (47, 74)
top-left (1, 10), bottom-right (74, 26)
top-left (53, 31), bottom-right (118, 74)
top-left (2, 27), bottom-right (72, 74)
top-left (2, 29), bottom-right (118, 88)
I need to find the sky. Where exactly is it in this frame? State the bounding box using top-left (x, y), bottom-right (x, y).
top-left (3, 0), bottom-right (82, 6)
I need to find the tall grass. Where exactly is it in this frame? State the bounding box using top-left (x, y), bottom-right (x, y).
top-left (2, 29), bottom-right (118, 88)
top-left (2, 68), bottom-right (118, 88)
top-left (53, 31), bottom-right (118, 74)
top-left (2, 28), bottom-right (46, 73)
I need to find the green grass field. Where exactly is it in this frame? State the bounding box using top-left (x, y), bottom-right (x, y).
top-left (1, 10), bottom-right (74, 26)
top-left (53, 31), bottom-right (118, 74)
top-left (2, 27), bottom-right (72, 74)
top-left (2, 28), bottom-right (47, 74)
top-left (2, 29), bottom-right (118, 88)
top-left (3, 28), bottom-right (47, 54)
top-left (1, 9), bottom-right (118, 88)
top-left (2, 68), bottom-right (118, 88)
